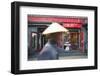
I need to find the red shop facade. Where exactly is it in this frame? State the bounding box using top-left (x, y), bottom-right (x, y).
top-left (28, 15), bottom-right (87, 53)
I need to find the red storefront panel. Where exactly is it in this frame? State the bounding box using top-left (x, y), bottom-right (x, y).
top-left (28, 16), bottom-right (84, 24)
top-left (80, 32), bottom-right (84, 52)
top-left (63, 23), bottom-right (82, 28)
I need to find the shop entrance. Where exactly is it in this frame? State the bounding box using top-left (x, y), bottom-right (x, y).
top-left (30, 26), bottom-right (48, 52)
top-left (69, 32), bottom-right (80, 50)
top-left (37, 28), bottom-right (48, 51)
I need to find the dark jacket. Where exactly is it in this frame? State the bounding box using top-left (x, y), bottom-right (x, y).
top-left (37, 40), bottom-right (65, 60)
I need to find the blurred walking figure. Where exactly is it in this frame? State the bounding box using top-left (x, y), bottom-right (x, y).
top-left (38, 22), bottom-right (68, 60)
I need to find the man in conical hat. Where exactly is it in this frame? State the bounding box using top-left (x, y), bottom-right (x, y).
top-left (37, 22), bottom-right (68, 60)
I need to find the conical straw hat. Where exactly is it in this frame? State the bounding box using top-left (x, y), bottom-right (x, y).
top-left (42, 22), bottom-right (68, 35)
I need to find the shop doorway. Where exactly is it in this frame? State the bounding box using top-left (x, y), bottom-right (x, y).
top-left (69, 32), bottom-right (80, 50)
top-left (30, 27), bottom-right (48, 52)
top-left (37, 28), bottom-right (48, 51)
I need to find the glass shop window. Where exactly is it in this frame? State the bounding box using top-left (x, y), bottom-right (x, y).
top-left (31, 32), bottom-right (37, 50)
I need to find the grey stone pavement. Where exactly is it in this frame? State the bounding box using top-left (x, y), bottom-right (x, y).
top-left (59, 55), bottom-right (87, 59)
top-left (28, 50), bottom-right (88, 61)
